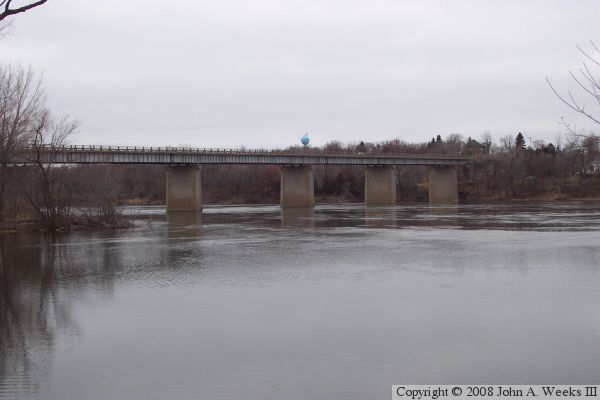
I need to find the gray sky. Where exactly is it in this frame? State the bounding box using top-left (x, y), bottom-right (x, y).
top-left (2, 0), bottom-right (600, 148)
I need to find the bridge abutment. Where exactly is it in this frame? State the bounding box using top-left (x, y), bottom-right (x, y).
top-left (364, 166), bottom-right (396, 205)
top-left (166, 166), bottom-right (203, 212)
top-left (428, 166), bottom-right (458, 204)
top-left (280, 165), bottom-right (315, 207)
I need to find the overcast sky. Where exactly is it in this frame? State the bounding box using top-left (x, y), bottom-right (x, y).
top-left (2, 0), bottom-right (600, 148)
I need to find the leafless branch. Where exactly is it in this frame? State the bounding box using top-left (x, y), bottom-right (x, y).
top-left (577, 43), bottom-right (600, 68)
top-left (548, 42), bottom-right (600, 134)
top-left (0, 0), bottom-right (47, 23)
top-left (547, 77), bottom-right (600, 125)
top-left (570, 70), bottom-right (599, 98)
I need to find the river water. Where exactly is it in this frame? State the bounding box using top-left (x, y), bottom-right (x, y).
top-left (1, 203), bottom-right (600, 399)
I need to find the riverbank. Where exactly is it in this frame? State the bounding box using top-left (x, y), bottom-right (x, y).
top-left (0, 215), bottom-right (132, 235)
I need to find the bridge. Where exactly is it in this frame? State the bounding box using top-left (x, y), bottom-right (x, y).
top-left (17, 145), bottom-right (471, 211)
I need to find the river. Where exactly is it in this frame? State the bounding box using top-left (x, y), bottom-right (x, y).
top-left (1, 203), bottom-right (600, 399)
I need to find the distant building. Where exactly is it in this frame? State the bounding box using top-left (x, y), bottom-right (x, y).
top-left (463, 137), bottom-right (484, 156)
top-left (585, 157), bottom-right (600, 174)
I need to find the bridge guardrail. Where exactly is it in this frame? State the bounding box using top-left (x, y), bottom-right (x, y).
top-left (24, 144), bottom-right (473, 160)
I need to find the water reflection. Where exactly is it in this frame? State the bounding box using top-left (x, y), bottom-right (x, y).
top-left (166, 211), bottom-right (203, 263)
top-left (0, 234), bottom-right (80, 397)
top-left (167, 212), bottom-right (203, 238)
top-left (0, 228), bottom-right (174, 397)
top-left (281, 207), bottom-right (315, 229)
top-left (1, 203), bottom-right (600, 400)
top-left (424, 205), bottom-right (459, 227)
top-left (167, 211), bottom-right (202, 228)
top-left (365, 206), bottom-right (397, 228)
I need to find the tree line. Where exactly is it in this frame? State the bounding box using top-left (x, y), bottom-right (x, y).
top-left (1, 3), bottom-right (599, 231)
top-left (2, 65), bottom-right (600, 232)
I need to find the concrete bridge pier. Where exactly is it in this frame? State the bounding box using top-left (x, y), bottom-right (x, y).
top-left (429, 166), bottom-right (458, 204)
top-left (166, 166), bottom-right (203, 212)
top-left (280, 165), bottom-right (315, 207)
top-left (365, 165), bottom-right (396, 205)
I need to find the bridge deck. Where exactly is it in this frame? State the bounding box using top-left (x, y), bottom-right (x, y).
top-left (17, 145), bottom-right (470, 166)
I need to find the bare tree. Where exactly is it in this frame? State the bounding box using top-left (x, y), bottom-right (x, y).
top-left (0, 0), bottom-right (47, 22)
top-left (0, 63), bottom-right (81, 228)
top-left (445, 133), bottom-right (464, 155)
top-left (0, 64), bottom-right (44, 219)
top-left (480, 131), bottom-right (493, 155)
top-left (0, 0), bottom-right (47, 34)
top-left (499, 135), bottom-right (514, 153)
top-left (547, 41), bottom-right (600, 138)
top-left (25, 111), bottom-right (79, 229)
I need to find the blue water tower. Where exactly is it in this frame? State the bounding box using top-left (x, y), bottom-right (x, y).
top-left (301, 133), bottom-right (310, 147)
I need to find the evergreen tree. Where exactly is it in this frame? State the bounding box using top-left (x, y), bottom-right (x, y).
top-left (515, 132), bottom-right (525, 150)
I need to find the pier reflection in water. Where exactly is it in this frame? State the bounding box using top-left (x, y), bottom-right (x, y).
top-left (365, 206), bottom-right (397, 228)
top-left (281, 207), bottom-right (315, 229)
top-left (1, 203), bottom-right (600, 400)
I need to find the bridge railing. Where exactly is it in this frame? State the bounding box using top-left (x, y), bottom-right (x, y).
top-left (25, 144), bottom-right (472, 160)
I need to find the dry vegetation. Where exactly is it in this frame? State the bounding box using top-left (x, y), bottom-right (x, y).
top-left (0, 65), bottom-right (130, 232)
top-left (1, 5), bottom-right (599, 231)
top-left (1, 64), bottom-right (599, 234)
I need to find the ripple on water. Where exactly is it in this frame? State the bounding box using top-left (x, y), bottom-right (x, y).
top-left (2, 203), bottom-right (600, 400)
